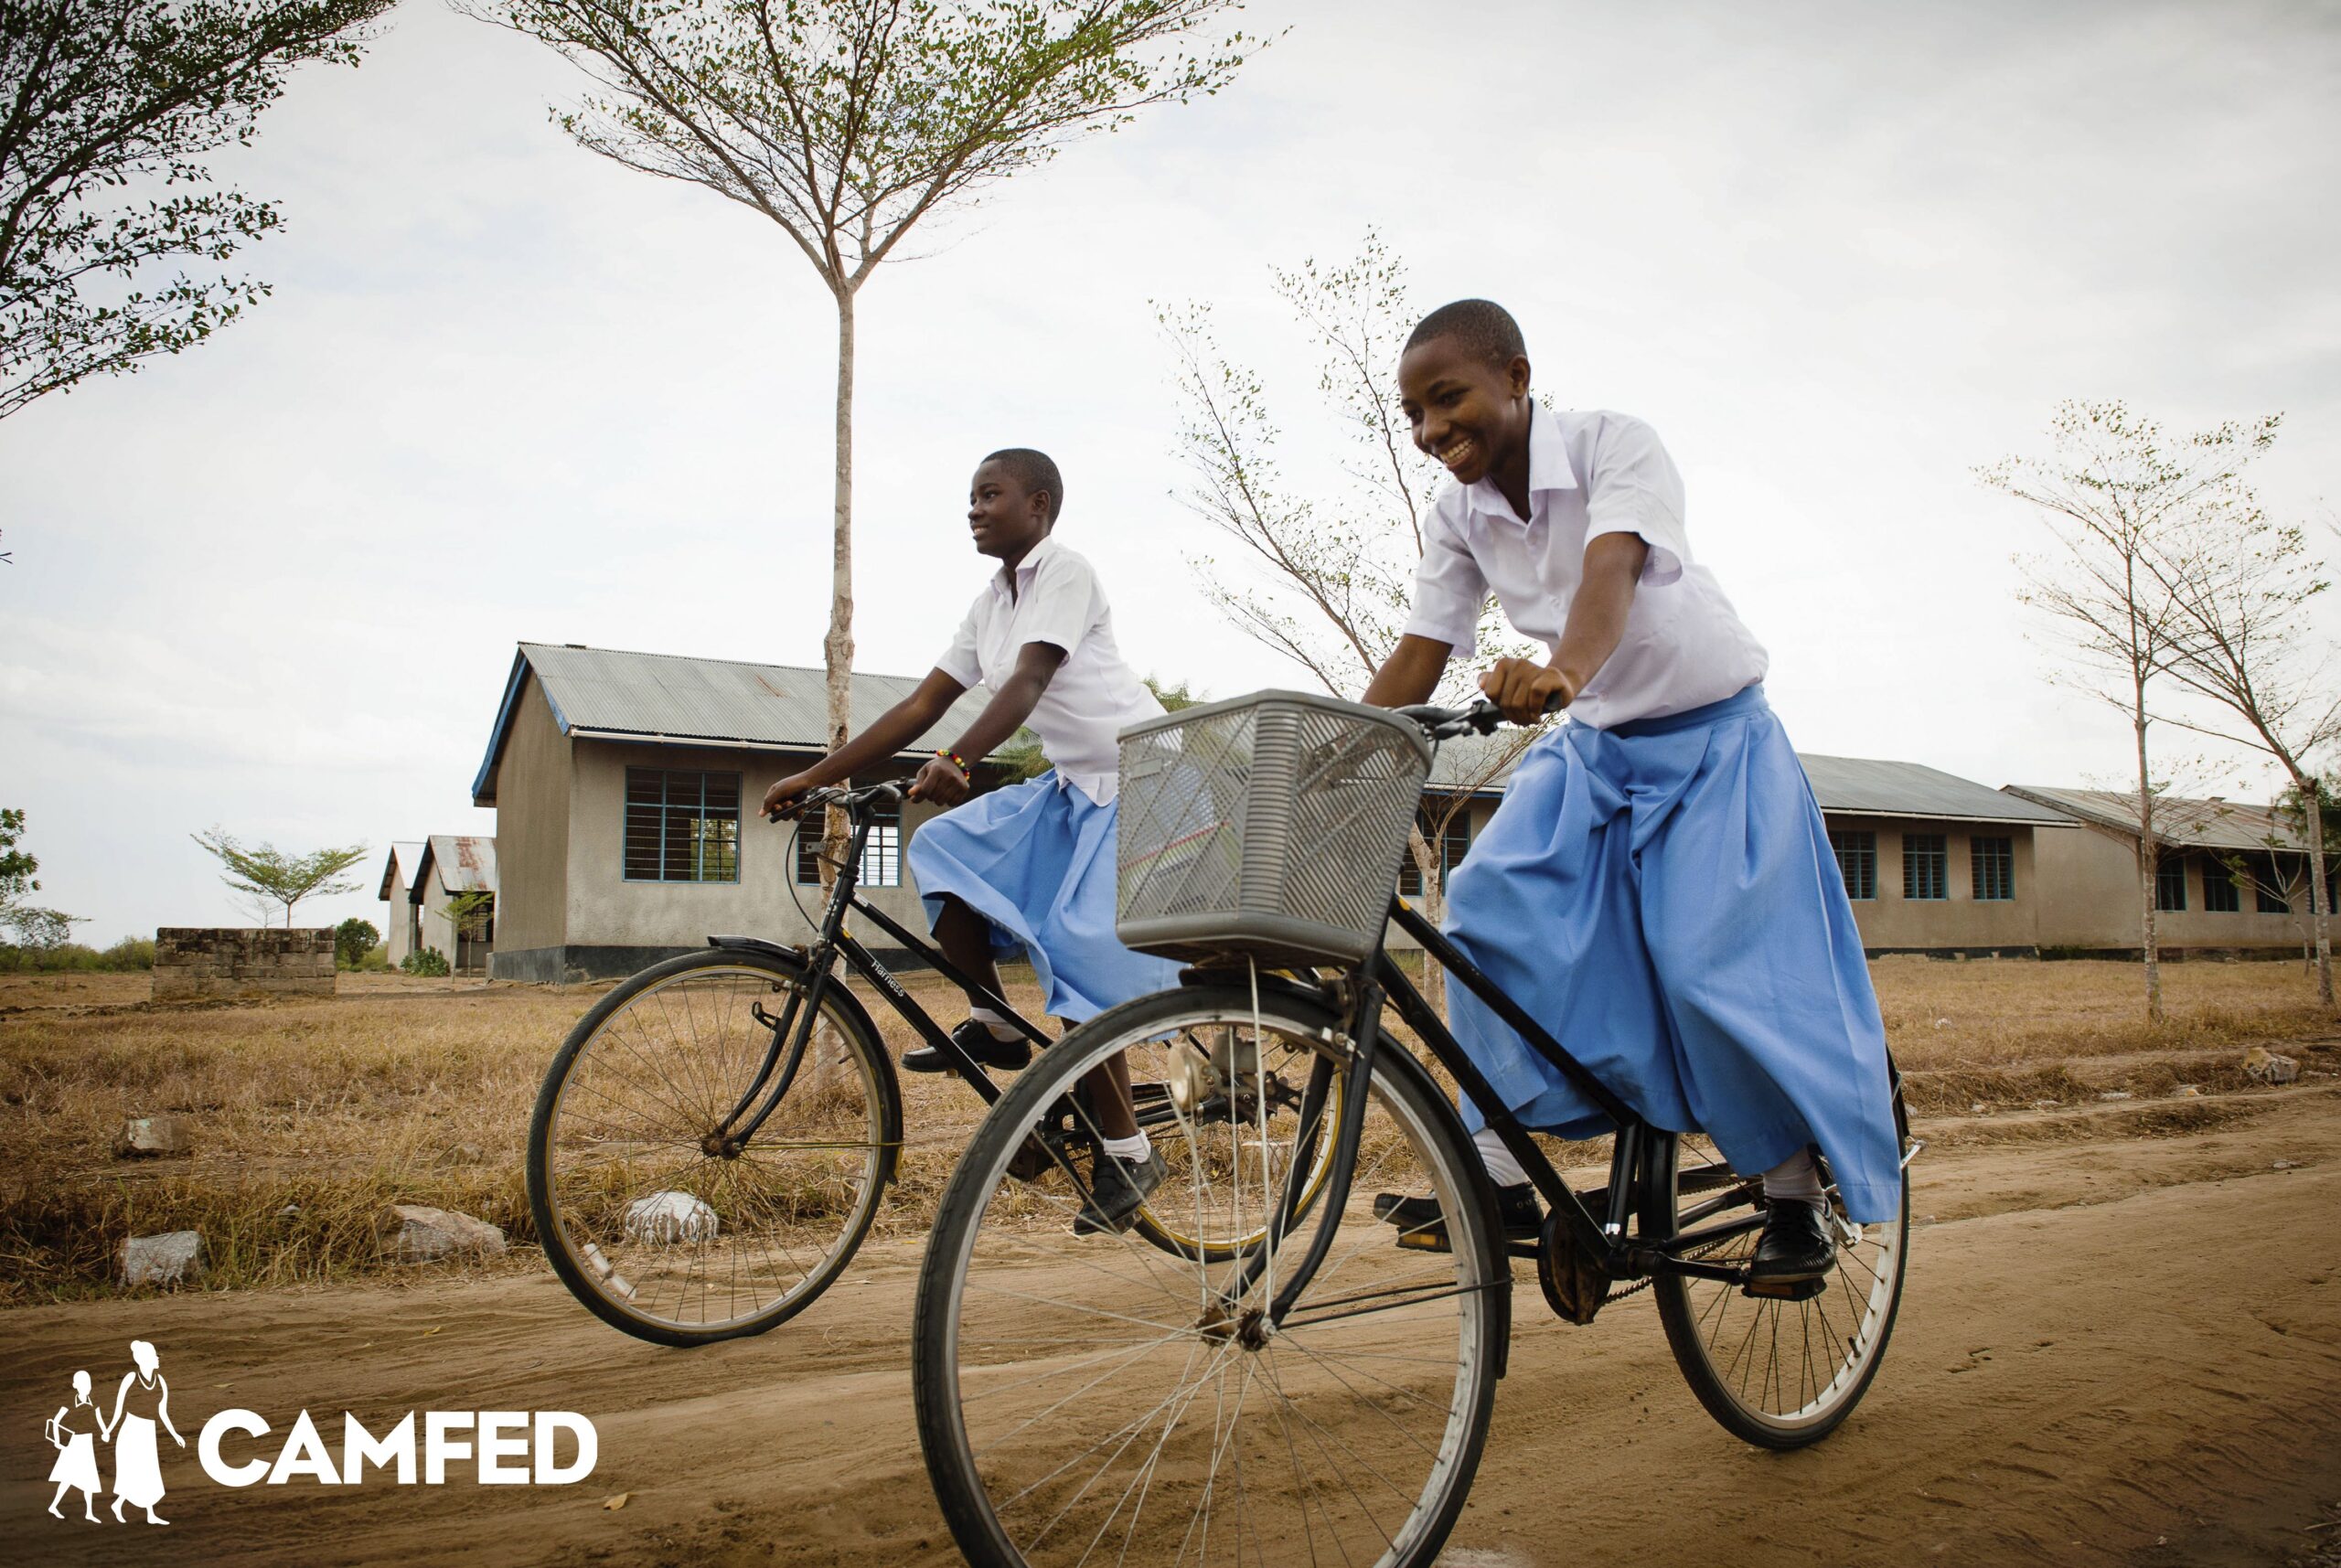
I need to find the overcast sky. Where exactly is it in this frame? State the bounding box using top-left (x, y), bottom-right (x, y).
top-left (5, 0), bottom-right (2338, 944)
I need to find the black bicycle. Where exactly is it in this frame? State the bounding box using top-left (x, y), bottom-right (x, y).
top-left (526, 782), bottom-right (1337, 1347)
top-left (911, 692), bottom-right (1916, 1568)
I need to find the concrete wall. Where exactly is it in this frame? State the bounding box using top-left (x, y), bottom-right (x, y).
top-left (495, 677), bottom-right (572, 954)
top-left (1821, 816), bottom-right (2048, 955)
top-left (155, 928), bottom-right (335, 998)
top-left (2033, 821), bottom-right (2319, 955)
top-left (380, 866), bottom-right (416, 966)
top-left (486, 738), bottom-right (946, 980)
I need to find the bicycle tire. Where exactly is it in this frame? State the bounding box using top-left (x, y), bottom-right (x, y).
top-left (528, 947), bottom-right (902, 1348)
top-left (914, 984), bottom-right (1504, 1568)
top-left (1645, 1072), bottom-right (1910, 1448)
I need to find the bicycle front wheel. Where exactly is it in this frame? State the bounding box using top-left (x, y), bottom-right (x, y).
top-left (527, 948), bottom-right (901, 1347)
top-left (914, 984), bottom-right (1504, 1568)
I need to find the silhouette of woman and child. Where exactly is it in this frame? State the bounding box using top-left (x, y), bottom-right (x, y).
top-left (45, 1340), bottom-right (185, 1524)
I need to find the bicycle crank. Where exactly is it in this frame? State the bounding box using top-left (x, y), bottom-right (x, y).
top-left (1534, 1209), bottom-right (1612, 1327)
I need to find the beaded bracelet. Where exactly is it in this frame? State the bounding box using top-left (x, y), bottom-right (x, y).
top-left (935, 748), bottom-right (971, 777)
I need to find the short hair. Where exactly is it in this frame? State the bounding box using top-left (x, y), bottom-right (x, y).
top-left (1404, 299), bottom-right (1527, 370)
top-left (982, 447), bottom-right (1064, 523)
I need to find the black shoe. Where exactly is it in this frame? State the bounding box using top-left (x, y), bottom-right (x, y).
top-left (1374, 1182), bottom-right (1541, 1253)
top-left (903, 1019), bottom-right (1032, 1074)
top-left (1748, 1198), bottom-right (1836, 1290)
top-left (1072, 1148), bottom-right (1167, 1236)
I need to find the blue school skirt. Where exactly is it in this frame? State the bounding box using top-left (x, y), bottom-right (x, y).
top-left (1442, 684), bottom-right (1902, 1223)
top-left (907, 773), bottom-right (1181, 1022)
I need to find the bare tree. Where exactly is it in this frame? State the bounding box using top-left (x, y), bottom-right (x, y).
top-left (473, 0), bottom-right (1258, 870)
top-left (1980, 401), bottom-right (2277, 1021)
top-left (1161, 232), bottom-right (1542, 1011)
top-left (1, 0), bottom-right (397, 419)
top-left (2151, 497), bottom-right (2338, 1008)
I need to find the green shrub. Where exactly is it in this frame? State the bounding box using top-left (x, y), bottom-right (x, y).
top-left (358, 943), bottom-right (390, 973)
top-left (0, 936), bottom-right (156, 972)
top-left (400, 946), bottom-right (451, 977)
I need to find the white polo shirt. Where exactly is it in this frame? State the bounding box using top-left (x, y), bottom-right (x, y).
top-left (1401, 404), bottom-right (1769, 730)
top-left (936, 535), bottom-right (1162, 805)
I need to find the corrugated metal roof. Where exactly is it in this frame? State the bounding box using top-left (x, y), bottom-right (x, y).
top-left (418, 835), bottom-right (497, 894)
top-left (378, 840), bottom-right (425, 901)
top-left (475, 643), bottom-right (1000, 804)
top-left (1800, 754), bottom-right (2076, 825)
top-left (1427, 737), bottom-right (2078, 825)
top-left (2004, 784), bottom-right (2314, 852)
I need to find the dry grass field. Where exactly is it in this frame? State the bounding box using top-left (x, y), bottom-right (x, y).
top-left (0, 956), bottom-right (2332, 1307)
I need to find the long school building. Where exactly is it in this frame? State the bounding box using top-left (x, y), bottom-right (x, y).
top-left (465, 642), bottom-right (2324, 982)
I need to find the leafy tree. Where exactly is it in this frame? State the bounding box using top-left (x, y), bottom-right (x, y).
top-left (333, 916), bottom-right (380, 969)
top-left (1980, 401), bottom-right (2277, 1021)
top-left (0, 805), bottom-right (82, 955)
top-left (190, 827), bottom-right (367, 927)
top-left (0, 0), bottom-right (398, 420)
top-left (469, 0), bottom-right (1259, 875)
top-left (1160, 232), bottom-right (1542, 1012)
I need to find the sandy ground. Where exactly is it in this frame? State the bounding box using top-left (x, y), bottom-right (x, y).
top-left (3, 1064), bottom-right (2338, 1567)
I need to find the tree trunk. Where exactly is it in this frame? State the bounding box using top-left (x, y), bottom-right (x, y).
top-left (2133, 707), bottom-right (2164, 1023)
top-left (2303, 784), bottom-right (2335, 1011)
top-left (1404, 826), bottom-right (1445, 1019)
top-left (809, 284), bottom-right (860, 1098)
top-left (822, 284), bottom-right (859, 873)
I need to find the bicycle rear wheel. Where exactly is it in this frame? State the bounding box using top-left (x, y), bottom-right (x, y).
top-left (528, 948), bottom-right (900, 1347)
top-left (914, 984), bottom-right (1503, 1568)
top-left (1646, 1073), bottom-right (1910, 1447)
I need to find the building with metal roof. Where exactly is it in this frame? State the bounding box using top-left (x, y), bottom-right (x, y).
top-left (476, 643), bottom-right (1016, 982)
top-left (2004, 785), bottom-right (2331, 956)
top-left (375, 841), bottom-right (426, 965)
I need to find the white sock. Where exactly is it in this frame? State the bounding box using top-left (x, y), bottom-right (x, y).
top-left (968, 1006), bottom-right (1021, 1043)
top-left (1760, 1149), bottom-right (1825, 1204)
top-left (1102, 1131), bottom-right (1151, 1162)
top-left (1471, 1127), bottom-right (1529, 1189)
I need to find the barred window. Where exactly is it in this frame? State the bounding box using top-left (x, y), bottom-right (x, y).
top-left (1397, 810), bottom-right (1473, 897)
top-left (1971, 836), bottom-right (2014, 901)
top-left (1902, 833), bottom-right (1947, 901)
top-left (2155, 854), bottom-right (2186, 912)
top-left (794, 797), bottom-right (901, 888)
top-left (624, 769), bottom-right (740, 883)
top-left (2257, 861), bottom-right (2289, 914)
top-left (1830, 829), bottom-right (1876, 901)
top-left (2203, 864), bottom-right (2240, 912)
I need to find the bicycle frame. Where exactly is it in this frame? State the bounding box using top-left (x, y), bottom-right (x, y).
top-left (1236, 895), bottom-right (1769, 1329)
top-left (710, 794), bottom-right (1054, 1150)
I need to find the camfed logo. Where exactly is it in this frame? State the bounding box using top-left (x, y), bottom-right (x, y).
top-left (199, 1409), bottom-right (597, 1488)
top-left (42, 1339), bottom-right (595, 1522)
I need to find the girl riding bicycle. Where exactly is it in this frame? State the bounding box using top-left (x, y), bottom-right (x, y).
top-left (762, 448), bottom-right (1179, 1233)
top-left (1361, 300), bottom-right (1903, 1282)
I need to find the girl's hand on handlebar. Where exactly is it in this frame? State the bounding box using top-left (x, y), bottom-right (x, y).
top-left (763, 773), bottom-right (819, 819)
top-left (907, 755), bottom-right (971, 807)
top-left (1479, 657), bottom-right (1575, 726)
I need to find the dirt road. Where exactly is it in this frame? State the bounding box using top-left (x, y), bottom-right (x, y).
top-left (4, 1082), bottom-right (2337, 1567)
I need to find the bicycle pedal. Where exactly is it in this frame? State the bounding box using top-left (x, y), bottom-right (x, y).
top-left (1394, 1227), bottom-right (1453, 1253)
top-left (1742, 1275), bottom-right (1828, 1302)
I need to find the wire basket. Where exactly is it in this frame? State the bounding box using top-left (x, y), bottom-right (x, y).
top-left (1116, 690), bottom-right (1433, 966)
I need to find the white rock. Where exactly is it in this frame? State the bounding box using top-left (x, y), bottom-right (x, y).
top-left (118, 1231), bottom-right (202, 1286)
top-left (2098, 1091), bottom-right (2133, 1102)
top-left (2244, 1049), bottom-right (2302, 1085)
top-left (112, 1115), bottom-right (193, 1158)
top-left (623, 1190), bottom-right (720, 1244)
top-left (376, 1204), bottom-right (508, 1264)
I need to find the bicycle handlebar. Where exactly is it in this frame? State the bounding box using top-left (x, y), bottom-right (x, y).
top-left (766, 780), bottom-right (903, 824)
top-left (1394, 690), bottom-right (1566, 741)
